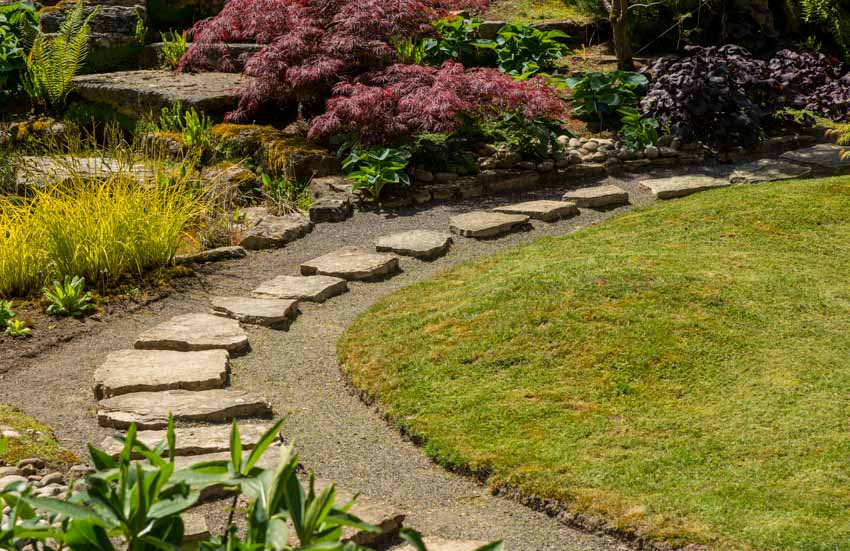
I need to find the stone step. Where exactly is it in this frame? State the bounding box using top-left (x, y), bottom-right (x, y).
top-left (72, 70), bottom-right (245, 119)
top-left (93, 349), bottom-right (229, 400)
top-left (562, 185), bottom-right (629, 208)
top-left (98, 389), bottom-right (272, 430)
top-left (14, 156), bottom-right (150, 190)
top-left (493, 200), bottom-right (579, 222)
top-left (640, 175), bottom-right (730, 200)
top-left (100, 423), bottom-right (279, 458)
top-left (395, 537), bottom-right (490, 551)
top-left (729, 158), bottom-right (812, 184)
top-left (449, 211), bottom-right (529, 238)
top-left (781, 144), bottom-right (850, 173)
top-left (301, 248), bottom-right (400, 281)
top-left (252, 275), bottom-right (349, 303)
top-left (134, 314), bottom-right (250, 354)
top-left (211, 296), bottom-right (299, 328)
top-left (376, 230), bottom-right (453, 259)
top-left (239, 214), bottom-right (314, 250)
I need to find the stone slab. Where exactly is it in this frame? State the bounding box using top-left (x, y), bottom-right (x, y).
top-left (100, 423), bottom-right (278, 458)
top-left (98, 389), bottom-right (272, 430)
top-left (449, 212), bottom-right (529, 238)
top-left (729, 158), bottom-right (812, 184)
top-left (93, 349), bottom-right (229, 400)
top-left (175, 246), bottom-right (248, 265)
top-left (134, 314), bottom-right (249, 354)
top-left (301, 248), bottom-right (400, 281)
top-left (781, 143), bottom-right (850, 172)
top-left (73, 70), bottom-right (246, 118)
top-left (376, 230), bottom-right (453, 259)
top-left (493, 200), bottom-right (579, 222)
top-left (239, 214), bottom-right (314, 250)
top-left (211, 296), bottom-right (299, 328)
top-left (396, 537), bottom-right (489, 551)
top-left (562, 185), bottom-right (629, 208)
top-left (15, 156), bottom-right (150, 190)
top-left (252, 275), bottom-right (349, 303)
top-left (640, 175), bottom-right (731, 200)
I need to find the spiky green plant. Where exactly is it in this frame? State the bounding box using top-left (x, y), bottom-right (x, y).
top-left (23, 0), bottom-right (100, 110)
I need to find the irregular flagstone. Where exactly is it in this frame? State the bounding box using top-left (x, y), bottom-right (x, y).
top-left (15, 156), bottom-right (150, 190)
top-left (781, 143), bottom-right (850, 172)
top-left (239, 214), bottom-right (314, 250)
top-left (301, 248), bottom-right (400, 281)
top-left (211, 296), bottom-right (299, 328)
top-left (449, 211), bottom-right (529, 238)
top-left (730, 158), bottom-right (812, 184)
top-left (493, 200), bottom-right (579, 222)
top-left (98, 389), bottom-right (272, 430)
top-left (93, 349), bottom-right (229, 400)
top-left (252, 275), bottom-right (349, 303)
top-left (175, 246), bottom-right (248, 265)
top-left (396, 537), bottom-right (489, 551)
top-left (134, 314), bottom-right (249, 354)
top-left (640, 175), bottom-right (731, 199)
top-left (562, 185), bottom-right (629, 208)
top-left (375, 230), bottom-right (453, 259)
top-left (183, 513), bottom-right (211, 543)
top-left (100, 423), bottom-right (279, 458)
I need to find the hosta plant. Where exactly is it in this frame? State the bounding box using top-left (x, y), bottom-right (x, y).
top-left (343, 147), bottom-right (412, 200)
top-left (494, 23), bottom-right (572, 78)
top-left (44, 275), bottom-right (94, 318)
top-left (422, 16), bottom-right (495, 67)
top-left (563, 70), bottom-right (647, 128)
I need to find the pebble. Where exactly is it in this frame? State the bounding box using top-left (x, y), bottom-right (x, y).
top-left (0, 467), bottom-right (20, 477)
top-left (17, 458), bottom-right (44, 470)
top-left (568, 137), bottom-right (582, 148)
top-left (644, 145), bottom-right (660, 159)
top-left (581, 140), bottom-right (599, 152)
top-left (0, 475), bottom-right (27, 489)
top-left (39, 472), bottom-right (64, 487)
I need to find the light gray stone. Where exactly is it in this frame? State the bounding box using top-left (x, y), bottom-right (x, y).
top-left (14, 156), bottom-right (150, 190)
top-left (98, 389), bottom-right (272, 430)
top-left (301, 248), bottom-right (400, 281)
top-left (94, 349), bottom-right (230, 400)
top-left (375, 230), bottom-right (452, 259)
top-left (211, 296), bottom-right (299, 328)
top-left (252, 275), bottom-right (348, 303)
top-left (562, 185), bottom-right (630, 208)
top-left (493, 200), bottom-right (579, 222)
top-left (396, 538), bottom-right (489, 551)
top-left (0, 475), bottom-right (27, 489)
top-left (175, 246), bottom-right (248, 265)
top-left (100, 423), bottom-right (279, 458)
top-left (134, 314), bottom-right (249, 354)
top-left (239, 214), bottom-right (314, 250)
top-left (640, 175), bottom-right (731, 200)
top-left (781, 144), bottom-right (850, 172)
top-left (730, 159), bottom-right (812, 184)
top-left (183, 513), bottom-right (211, 543)
top-left (0, 467), bottom-right (19, 478)
top-left (449, 212), bottom-right (529, 238)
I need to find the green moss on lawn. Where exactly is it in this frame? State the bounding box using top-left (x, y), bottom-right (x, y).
top-left (0, 405), bottom-right (77, 467)
top-left (339, 176), bottom-right (850, 549)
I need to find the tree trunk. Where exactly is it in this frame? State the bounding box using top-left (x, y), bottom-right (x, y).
top-left (609, 0), bottom-right (635, 71)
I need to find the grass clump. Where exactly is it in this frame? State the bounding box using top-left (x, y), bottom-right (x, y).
top-left (340, 176), bottom-right (850, 549)
top-left (0, 405), bottom-right (77, 466)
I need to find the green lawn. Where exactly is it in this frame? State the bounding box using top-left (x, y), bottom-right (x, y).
top-left (0, 406), bottom-right (77, 467)
top-left (339, 176), bottom-right (850, 549)
top-left (485, 0), bottom-right (590, 24)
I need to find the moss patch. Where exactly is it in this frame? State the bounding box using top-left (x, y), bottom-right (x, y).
top-left (0, 405), bottom-right (77, 467)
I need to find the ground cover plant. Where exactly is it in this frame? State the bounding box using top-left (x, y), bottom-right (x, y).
top-left (0, 405), bottom-right (77, 466)
top-left (339, 176), bottom-right (850, 548)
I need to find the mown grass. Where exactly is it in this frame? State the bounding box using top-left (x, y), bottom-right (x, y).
top-left (0, 405), bottom-right (77, 467)
top-left (485, 0), bottom-right (592, 24)
top-left (340, 176), bottom-right (850, 549)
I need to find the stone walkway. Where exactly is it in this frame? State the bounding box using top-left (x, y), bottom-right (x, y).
top-left (1, 151), bottom-right (845, 549)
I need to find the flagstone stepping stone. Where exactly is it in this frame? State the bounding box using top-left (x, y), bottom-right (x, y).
top-left (239, 214), bottom-right (314, 250)
top-left (211, 296), bottom-right (299, 328)
top-left (134, 314), bottom-right (249, 354)
top-left (376, 230), bottom-right (453, 259)
top-left (100, 423), bottom-right (279, 458)
top-left (252, 275), bottom-right (349, 303)
top-left (562, 185), bottom-right (629, 208)
top-left (14, 156), bottom-right (151, 190)
top-left (98, 389), bottom-right (273, 430)
top-left (397, 538), bottom-right (489, 551)
top-left (301, 248), bottom-right (400, 281)
top-left (449, 212), bottom-right (529, 238)
top-left (183, 513), bottom-right (211, 543)
top-left (781, 143), bottom-right (850, 172)
top-left (640, 175), bottom-right (731, 199)
top-left (729, 158), bottom-right (812, 184)
top-left (493, 199), bottom-right (579, 222)
top-left (93, 349), bottom-right (229, 400)
top-left (175, 246), bottom-right (248, 265)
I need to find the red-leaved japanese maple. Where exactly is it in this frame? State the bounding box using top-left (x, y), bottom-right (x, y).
top-left (308, 62), bottom-right (567, 145)
top-left (180, 0), bottom-right (489, 120)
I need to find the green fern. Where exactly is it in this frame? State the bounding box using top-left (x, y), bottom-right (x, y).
top-left (23, 0), bottom-right (100, 110)
top-left (799, 0), bottom-right (850, 61)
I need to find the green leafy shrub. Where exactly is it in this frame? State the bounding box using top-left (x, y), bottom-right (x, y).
top-left (480, 112), bottom-right (568, 159)
top-left (0, 299), bottom-right (14, 329)
top-left (23, 0), bottom-right (99, 110)
top-left (160, 30), bottom-right (187, 69)
top-left (563, 70), bottom-right (648, 128)
top-left (44, 275), bottom-right (94, 317)
top-left (494, 24), bottom-right (573, 78)
top-left (5, 318), bottom-right (30, 338)
top-left (148, 101), bottom-right (214, 153)
top-left (618, 106), bottom-right (659, 149)
top-left (0, 3), bottom-right (37, 98)
top-left (260, 172), bottom-right (312, 213)
top-left (343, 147), bottom-right (411, 201)
top-left (423, 16), bottom-right (495, 66)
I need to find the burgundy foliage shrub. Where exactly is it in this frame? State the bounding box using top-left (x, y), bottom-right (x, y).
top-left (308, 62), bottom-right (567, 145)
top-left (180, 0), bottom-right (490, 120)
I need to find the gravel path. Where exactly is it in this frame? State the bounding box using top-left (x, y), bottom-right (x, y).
top-left (0, 167), bottom-right (736, 550)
